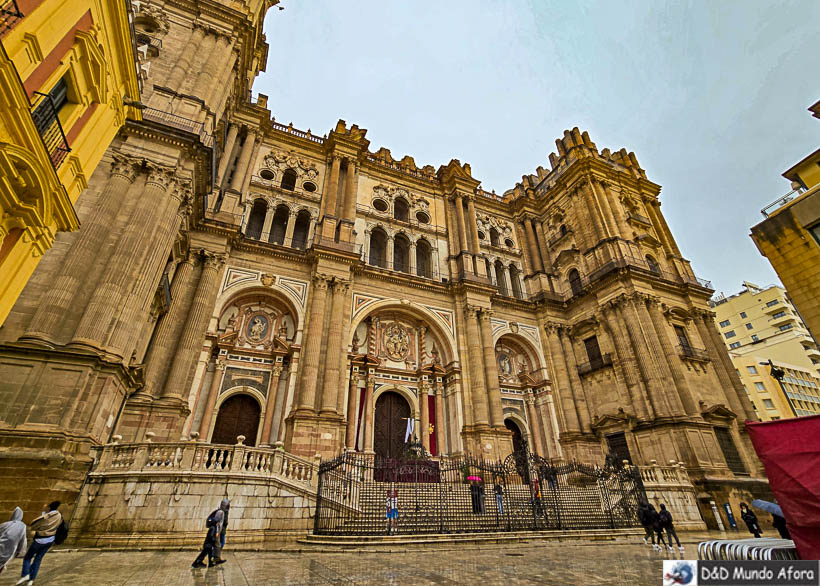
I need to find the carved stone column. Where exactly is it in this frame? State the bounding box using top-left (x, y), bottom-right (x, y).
top-left (320, 280), bottom-right (349, 414)
top-left (466, 197), bottom-right (481, 255)
top-left (582, 182), bottom-right (604, 244)
top-left (647, 299), bottom-right (698, 416)
top-left (191, 32), bottom-right (222, 98)
top-left (525, 393), bottom-right (545, 457)
top-left (454, 195), bottom-right (468, 253)
top-left (141, 253), bottom-right (196, 397)
top-left (161, 252), bottom-right (224, 401)
top-left (335, 283), bottom-right (355, 415)
top-left (207, 40), bottom-right (237, 106)
top-left (260, 366), bottom-right (283, 445)
top-left (72, 165), bottom-right (176, 350)
top-left (534, 220), bottom-right (552, 269)
top-left (590, 178), bottom-right (617, 238)
top-left (647, 201), bottom-right (683, 257)
top-left (363, 372), bottom-right (376, 452)
top-left (322, 155), bottom-right (341, 218)
top-left (345, 367), bottom-right (362, 449)
top-left (524, 219), bottom-right (544, 273)
top-left (215, 124), bottom-right (238, 188)
top-left (559, 330), bottom-right (592, 431)
top-left (464, 305), bottom-right (489, 426)
top-left (295, 274), bottom-right (330, 411)
top-left (409, 241), bottom-right (417, 276)
top-left (587, 177), bottom-right (614, 238)
top-left (165, 24), bottom-right (207, 89)
top-left (634, 295), bottom-right (683, 416)
top-left (284, 210), bottom-right (297, 246)
top-left (615, 298), bottom-right (665, 418)
top-left (601, 181), bottom-right (630, 237)
top-left (600, 304), bottom-right (650, 419)
top-left (229, 131), bottom-right (256, 192)
top-left (544, 323), bottom-right (581, 433)
top-left (260, 202), bottom-right (275, 241)
top-left (420, 381), bottom-right (430, 452)
top-left (198, 360), bottom-right (225, 438)
top-left (22, 155), bottom-right (138, 343)
top-left (479, 310), bottom-right (504, 427)
top-left (434, 380), bottom-right (446, 455)
top-left (343, 158), bottom-right (358, 220)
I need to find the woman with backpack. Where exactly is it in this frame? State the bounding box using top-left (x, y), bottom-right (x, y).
top-left (658, 503), bottom-right (683, 552)
top-left (16, 501), bottom-right (63, 585)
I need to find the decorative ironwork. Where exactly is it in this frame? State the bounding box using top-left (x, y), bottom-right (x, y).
top-left (0, 0), bottom-right (23, 37)
top-left (677, 344), bottom-right (711, 362)
top-left (31, 92), bottom-right (70, 169)
top-left (315, 445), bottom-right (646, 535)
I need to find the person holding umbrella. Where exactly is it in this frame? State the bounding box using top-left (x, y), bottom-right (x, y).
top-left (740, 502), bottom-right (762, 538)
top-left (751, 499), bottom-right (790, 540)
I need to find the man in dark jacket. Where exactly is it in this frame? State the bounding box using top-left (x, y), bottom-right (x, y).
top-left (192, 500), bottom-right (230, 569)
top-left (638, 502), bottom-right (653, 545)
top-left (647, 504), bottom-right (667, 551)
top-left (658, 503), bottom-right (683, 552)
top-left (739, 502), bottom-right (762, 538)
top-left (772, 514), bottom-right (790, 539)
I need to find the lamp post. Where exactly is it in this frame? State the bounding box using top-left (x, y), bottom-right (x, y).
top-left (760, 359), bottom-right (797, 417)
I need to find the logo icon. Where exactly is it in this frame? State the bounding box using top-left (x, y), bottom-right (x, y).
top-left (663, 560), bottom-right (697, 585)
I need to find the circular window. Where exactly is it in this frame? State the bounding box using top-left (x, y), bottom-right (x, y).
top-left (477, 231), bottom-right (486, 241)
top-left (415, 211), bottom-right (430, 224)
top-left (259, 168), bottom-right (275, 180)
top-left (303, 181), bottom-right (317, 192)
top-left (373, 199), bottom-right (389, 212)
top-left (504, 238), bottom-right (514, 248)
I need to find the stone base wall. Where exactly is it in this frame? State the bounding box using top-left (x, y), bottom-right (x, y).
top-left (71, 473), bottom-right (316, 548)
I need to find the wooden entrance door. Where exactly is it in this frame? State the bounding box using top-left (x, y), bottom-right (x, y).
top-left (505, 418), bottom-right (527, 454)
top-left (211, 394), bottom-right (261, 446)
top-left (374, 391), bottom-right (411, 459)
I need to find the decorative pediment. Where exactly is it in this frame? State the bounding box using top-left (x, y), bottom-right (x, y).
top-left (699, 402), bottom-right (736, 421)
top-left (664, 305), bottom-right (693, 322)
top-left (552, 247), bottom-right (580, 269)
top-left (635, 233), bottom-right (662, 248)
top-left (590, 409), bottom-right (636, 431)
top-left (75, 29), bottom-right (107, 104)
top-left (569, 316), bottom-right (599, 338)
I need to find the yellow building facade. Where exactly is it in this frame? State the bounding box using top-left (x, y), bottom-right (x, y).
top-left (751, 100), bottom-right (820, 342)
top-left (731, 354), bottom-right (820, 421)
top-left (0, 0), bottom-right (142, 325)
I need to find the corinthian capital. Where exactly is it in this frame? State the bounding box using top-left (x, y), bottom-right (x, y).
top-left (312, 273), bottom-right (331, 290)
top-left (479, 309), bottom-right (494, 322)
top-left (464, 304), bottom-right (481, 319)
top-left (111, 154), bottom-right (139, 182)
top-left (202, 250), bottom-right (227, 268)
top-left (145, 164), bottom-right (177, 191)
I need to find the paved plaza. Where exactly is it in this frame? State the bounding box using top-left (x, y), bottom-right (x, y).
top-left (0, 537), bottom-right (705, 585)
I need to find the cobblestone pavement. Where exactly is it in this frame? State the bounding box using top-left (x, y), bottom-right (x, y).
top-left (0, 538), bottom-right (704, 585)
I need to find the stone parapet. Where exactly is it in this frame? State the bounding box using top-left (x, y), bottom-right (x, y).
top-left (72, 441), bottom-right (320, 547)
top-left (638, 459), bottom-right (706, 530)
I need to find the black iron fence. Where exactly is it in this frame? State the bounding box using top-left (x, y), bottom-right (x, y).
top-left (1, 0), bottom-right (23, 37)
top-left (315, 447), bottom-right (646, 535)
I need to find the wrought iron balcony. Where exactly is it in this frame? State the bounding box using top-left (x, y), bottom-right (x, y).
top-left (0, 0), bottom-right (23, 37)
top-left (31, 92), bottom-right (70, 169)
top-left (577, 353), bottom-right (613, 376)
top-left (677, 344), bottom-right (710, 362)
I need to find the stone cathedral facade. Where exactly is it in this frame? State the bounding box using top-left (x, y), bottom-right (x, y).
top-left (0, 0), bottom-right (766, 520)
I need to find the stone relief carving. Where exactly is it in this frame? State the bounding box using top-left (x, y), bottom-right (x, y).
top-left (495, 342), bottom-right (532, 383)
top-left (262, 150), bottom-right (319, 180)
top-left (383, 322), bottom-right (410, 361)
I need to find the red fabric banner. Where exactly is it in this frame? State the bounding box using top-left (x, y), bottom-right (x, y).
top-left (746, 415), bottom-right (820, 560)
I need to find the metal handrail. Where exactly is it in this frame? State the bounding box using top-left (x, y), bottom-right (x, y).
top-left (677, 344), bottom-right (710, 362)
top-left (0, 0), bottom-right (23, 37)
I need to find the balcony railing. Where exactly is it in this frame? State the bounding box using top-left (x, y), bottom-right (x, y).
top-left (0, 0), bottom-right (23, 37)
top-left (362, 255), bottom-right (443, 282)
top-left (141, 106), bottom-right (213, 147)
top-left (677, 344), bottom-right (710, 362)
top-left (135, 32), bottom-right (162, 51)
top-left (271, 120), bottom-right (324, 144)
top-left (626, 212), bottom-right (652, 226)
top-left (577, 353), bottom-right (613, 376)
top-left (31, 92), bottom-right (71, 169)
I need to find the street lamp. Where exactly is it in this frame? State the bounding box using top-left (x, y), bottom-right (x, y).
top-left (760, 359), bottom-right (797, 417)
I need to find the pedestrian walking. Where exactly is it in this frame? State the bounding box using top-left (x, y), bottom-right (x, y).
top-left (494, 482), bottom-right (504, 516)
top-left (469, 479), bottom-right (480, 514)
top-left (638, 502), bottom-right (653, 545)
top-left (385, 488), bottom-right (398, 534)
top-left (478, 480), bottom-right (486, 514)
top-left (533, 481), bottom-right (544, 519)
top-left (192, 501), bottom-right (229, 568)
top-left (213, 499), bottom-right (230, 562)
top-left (646, 504), bottom-right (667, 551)
top-left (772, 514), bottom-right (790, 539)
top-left (0, 508), bottom-right (27, 575)
top-left (739, 502), bottom-right (762, 538)
top-left (658, 504), bottom-right (684, 552)
top-left (17, 501), bottom-right (63, 585)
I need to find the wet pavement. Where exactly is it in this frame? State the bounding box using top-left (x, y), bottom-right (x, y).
top-left (0, 537), bottom-right (705, 585)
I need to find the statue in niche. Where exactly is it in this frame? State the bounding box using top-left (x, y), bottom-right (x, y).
top-left (517, 354), bottom-right (529, 374)
top-left (247, 315), bottom-right (268, 341)
top-left (430, 344), bottom-right (441, 366)
top-left (383, 323), bottom-right (410, 361)
top-left (498, 352), bottom-right (513, 376)
top-left (351, 332), bottom-right (360, 354)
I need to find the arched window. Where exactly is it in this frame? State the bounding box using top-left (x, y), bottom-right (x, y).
top-left (393, 198), bottom-right (409, 222)
top-left (369, 228), bottom-right (388, 268)
top-left (568, 268), bottom-right (583, 296)
top-left (292, 210), bottom-right (311, 250)
top-left (489, 228), bottom-right (500, 247)
top-left (494, 260), bottom-right (508, 296)
top-left (509, 265), bottom-right (523, 299)
top-left (560, 224), bottom-right (568, 236)
top-left (394, 233), bottom-right (410, 273)
top-left (416, 238), bottom-right (433, 278)
top-left (245, 199), bottom-right (267, 240)
top-left (280, 168), bottom-right (297, 191)
top-left (646, 254), bottom-right (661, 274)
top-left (269, 204), bottom-right (289, 245)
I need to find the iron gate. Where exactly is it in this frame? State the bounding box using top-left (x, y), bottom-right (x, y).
top-left (314, 446), bottom-right (646, 535)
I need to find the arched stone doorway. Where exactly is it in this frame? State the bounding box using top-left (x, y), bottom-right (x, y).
top-left (505, 418), bottom-right (526, 454)
top-left (211, 394), bottom-right (261, 446)
top-left (374, 391), bottom-right (411, 459)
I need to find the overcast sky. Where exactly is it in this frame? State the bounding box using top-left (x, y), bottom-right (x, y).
top-left (255, 0), bottom-right (819, 297)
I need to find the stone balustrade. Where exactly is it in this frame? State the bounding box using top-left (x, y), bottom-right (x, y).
top-left (637, 459), bottom-right (706, 530)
